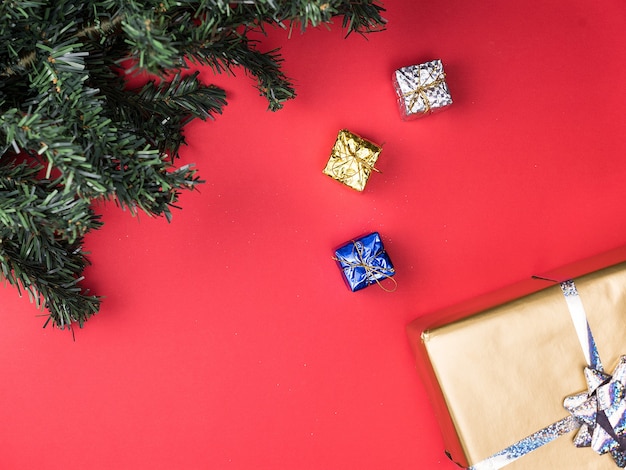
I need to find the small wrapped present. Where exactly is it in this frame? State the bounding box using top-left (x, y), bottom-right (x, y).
top-left (406, 247), bottom-right (626, 469)
top-left (333, 232), bottom-right (396, 292)
top-left (322, 129), bottom-right (382, 192)
top-left (393, 59), bottom-right (452, 120)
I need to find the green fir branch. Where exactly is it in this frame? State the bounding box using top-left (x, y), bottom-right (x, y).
top-left (0, 0), bottom-right (385, 329)
top-left (0, 233), bottom-right (100, 329)
top-left (188, 31), bottom-right (294, 111)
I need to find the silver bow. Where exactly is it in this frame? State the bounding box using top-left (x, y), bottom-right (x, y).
top-left (564, 356), bottom-right (626, 467)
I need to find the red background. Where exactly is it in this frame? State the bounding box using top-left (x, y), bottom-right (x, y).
top-left (2, 1), bottom-right (626, 468)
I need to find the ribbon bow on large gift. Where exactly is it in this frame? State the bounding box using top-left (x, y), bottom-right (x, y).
top-left (564, 356), bottom-right (626, 466)
top-left (471, 280), bottom-right (626, 469)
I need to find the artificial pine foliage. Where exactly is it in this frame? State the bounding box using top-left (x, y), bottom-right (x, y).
top-left (0, 1), bottom-right (385, 329)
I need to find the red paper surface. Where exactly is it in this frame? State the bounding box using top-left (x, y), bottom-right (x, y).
top-left (2, 2), bottom-right (626, 469)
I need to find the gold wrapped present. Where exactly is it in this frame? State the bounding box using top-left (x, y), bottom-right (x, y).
top-left (406, 247), bottom-right (626, 469)
top-left (322, 129), bottom-right (382, 192)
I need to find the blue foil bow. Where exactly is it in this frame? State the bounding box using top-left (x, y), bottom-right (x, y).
top-left (333, 232), bottom-right (395, 292)
top-left (470, 280), bottom-right (626, 469)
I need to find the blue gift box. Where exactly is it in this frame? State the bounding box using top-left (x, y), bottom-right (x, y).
top-left (333, 232), bottom-right (396, 292)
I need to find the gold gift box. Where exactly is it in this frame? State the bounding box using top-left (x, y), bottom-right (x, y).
top-left (322, 129), bottom-right (381, 192)
top-left (406, 247), bottom-right (626, 469)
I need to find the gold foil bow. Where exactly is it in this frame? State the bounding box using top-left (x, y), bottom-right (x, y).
top-left (322, 129), bottom-right (381, 192)
top-left (402, 67), bottom-right (447, 114)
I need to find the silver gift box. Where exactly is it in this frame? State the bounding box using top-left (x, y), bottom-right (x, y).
top-left (393, 59), bottom-right (453, 120)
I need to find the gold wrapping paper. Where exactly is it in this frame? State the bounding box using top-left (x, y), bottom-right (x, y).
top-left (407, 254), bottom-right (626, 469)
top-left (322, 129), bottom-right (381, 192)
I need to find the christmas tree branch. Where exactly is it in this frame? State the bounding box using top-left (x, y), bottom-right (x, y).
top-left (98, 72), bottom-right (226, 154)
top-left (0, 233), bottom-right (100, 329)
top-left (0, 0), bottom-right (386, 329)
top-left (188, 32), bottom-right (294, 111)
top-left (0, 162), bottom-right (100, 243)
